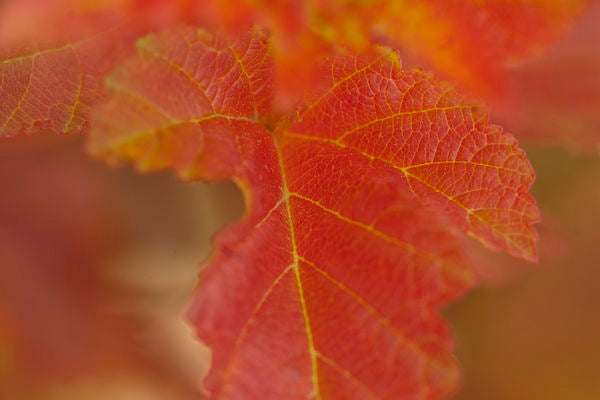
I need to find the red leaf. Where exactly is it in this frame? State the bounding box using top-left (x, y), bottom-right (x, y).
top-left (1, 0), bottom-right (583, 133)
top-left (203, 0), bottom-right (585, 100)
top-left (378, 0), bottom-right (587, 97)
top-left (0, 3), bottom-right (134, 136)
top-left (0, 28), bottom-right (128, 136)
top-left (89, 27), bottom-right (539, 399)
top-left (0, 0), bottom-right (201, 136)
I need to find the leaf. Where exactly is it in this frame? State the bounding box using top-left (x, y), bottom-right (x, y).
top-left (1, 0), bottom-right (583, 134)
top-left (89, 27), bottom-right (539, 399)
top-left (205, 0), bottom-right (585, 99)
top-left (0, 3), bottom-right (135, 136)
top-left (0, 29), bottom-right (127, 136)
top-left (0, 0), bottom-right (202, 137)
top-left (372, 0), bottom-right (586, 96)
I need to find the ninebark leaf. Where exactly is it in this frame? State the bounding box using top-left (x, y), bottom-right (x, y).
top-left (89, 28), bottom-right (539, 399)
top-left (0, 0), bottom-right (202, 137)
top-left (0, 8), bottom-right (134, 136)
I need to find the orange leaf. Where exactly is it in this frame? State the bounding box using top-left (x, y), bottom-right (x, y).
top-left (0, 29), bottom-right (130, 136)
top-left (0, 0), bottom-right (202, 136)
top-left (1, 0), bottom-right (582, 133)
top-left (204, 0), bottom-right (585, 100)
top-left (0, 2), bottom-right (135, 136)
top-left (373, 0), bottom-right (587, 97)
top-left (89, 27), bottom-right (539, 398)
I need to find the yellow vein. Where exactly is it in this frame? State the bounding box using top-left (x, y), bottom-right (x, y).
top-left (473, 207), bottom-right (535, 218)
top-left (283, 131), bottom-right (527, 178)
top-left (314, 351), bottom-right (382, 400)
top-left (273, 139), bottom-right (322, 400)
top-left (300, 53), bottom-right (390, 119)
top-left (1, 46), bottom-right (72, 65)
top-left (290, 192), bottom-right (472, 283)
top-left (103, 77), bottom-right (178, 121)
top-left (99, 113), bottom-right (254, 151)
top-left (64, 52), bottom-right (83, 130)
top-left (136, 42), bottom-right (216, 114)
top-left (300, 256), bottom-right (455, 377)
top-left (255, 196), bottom-right (286, 228)
top-left (403, 169), bottom-right (531, 255)
top-left (0, 24), bottom-right (121, 64)
top-left (97, 79), bottom-right (256, 152)
top-left (228, 39), bottom-right (259, 120)
top-left (335, 105), bottom-right (476, 143)
top-left (405, 160), bottom-right (529, 177)
top-left (216, 263), bottom-right (295, 399)
top-left (1, 56), bottom-right (34, 130)
top-left (282, 131), bottom-right (531, 255)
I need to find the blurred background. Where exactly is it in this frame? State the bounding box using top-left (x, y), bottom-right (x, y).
top-left (1, 1), bottom-right (599, 399)
top-left (449, 146), bottom-right (600, 400)
top-left (0, 133), bottom-right (236, 399)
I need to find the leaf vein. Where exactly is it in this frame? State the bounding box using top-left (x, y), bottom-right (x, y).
top-left (290, 192), bottom-right (471, 282)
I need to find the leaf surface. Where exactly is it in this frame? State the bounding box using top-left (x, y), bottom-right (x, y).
top-left (89, 28), bottom-right (539, 399)
top-left (0, 2), bottom-right (136, 136)
top-left (0, 29), bottom-right (129, 136)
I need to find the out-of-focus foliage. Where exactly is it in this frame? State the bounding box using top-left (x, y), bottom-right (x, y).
top-left (208, 0), bottom-right (587, 101)
top-left (0, 134), bottom-right (244, 399)
top-left (495, 0), bottom-right (600, 150)
top-left (0, 0), bottom-right (589, 134)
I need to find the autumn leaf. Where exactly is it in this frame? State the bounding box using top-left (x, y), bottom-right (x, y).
top-left (0, 2), bottom-right (132, 136)
top-left (88, 27), bottom-right (539, 399)
top-left (205, 0), bottom-right (585, 99)
top-left (371, 0), bottom-right (587, 97)
top-left (0, 0), bottom-right (202, 137)
top-left (1, 0), bottom-right (584, 136)
top-left (0, 28), bottom-right (128, 136)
